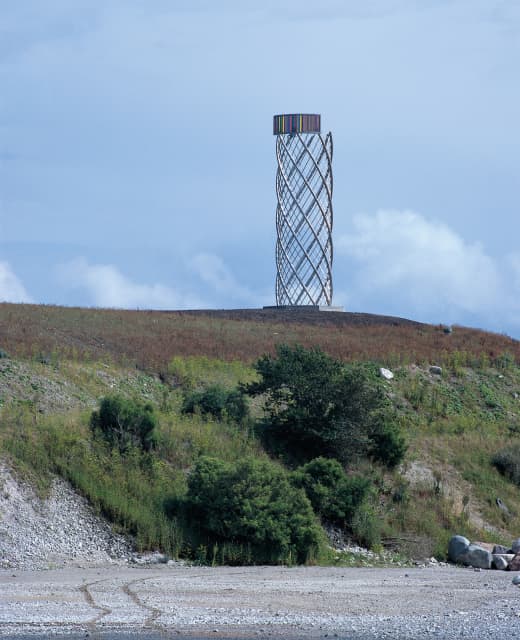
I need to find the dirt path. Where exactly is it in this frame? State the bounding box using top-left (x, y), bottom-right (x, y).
top-left (1, 564), bottom-right (520, 639)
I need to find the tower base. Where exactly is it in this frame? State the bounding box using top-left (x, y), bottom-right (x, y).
top-left (263, 305), bottom-right (344, 312)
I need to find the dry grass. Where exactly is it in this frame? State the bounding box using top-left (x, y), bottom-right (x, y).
top-left (1, 303), bottom-right (518, 373)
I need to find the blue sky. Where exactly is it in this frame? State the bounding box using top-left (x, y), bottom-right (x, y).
top-left (1, 1), bottom-right (519, 336)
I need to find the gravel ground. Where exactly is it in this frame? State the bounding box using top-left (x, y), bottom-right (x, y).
top-left (2, 461), bottom-right (520, 639)
top-left (1, 564), bottom-right (520, 639)
top-left (0, 463), bottom-right (132, 571)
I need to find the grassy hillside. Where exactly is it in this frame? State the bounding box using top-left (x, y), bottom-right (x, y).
top-left (1, 303), bottom-right (519, 564)
top-left (1, 303), bottom-right (519, 370)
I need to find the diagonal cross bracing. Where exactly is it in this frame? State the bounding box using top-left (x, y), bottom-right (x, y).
top-left (275, 131), bottom-right (333, 306)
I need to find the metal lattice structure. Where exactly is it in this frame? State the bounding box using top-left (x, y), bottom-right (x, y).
top-left (273, 114), bottom-right (333, 306)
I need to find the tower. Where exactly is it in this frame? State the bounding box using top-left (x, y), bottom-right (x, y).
top-left (273, 113), bottom-right (333, 307)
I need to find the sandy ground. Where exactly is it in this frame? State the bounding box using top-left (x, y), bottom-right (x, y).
top-left (1, 564), bottom-right (520, 639)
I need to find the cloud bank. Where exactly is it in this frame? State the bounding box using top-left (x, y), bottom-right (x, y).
top-left (337, 209), bottom-right (518, 329)
top-left (189, 253), bottom-right (260, 305)
top-left (0, 261), bottom-right (33, 303)
top-left (56, 258), bottom-right (202, 310)
top-left (55, 254), bottom-right (267, 310)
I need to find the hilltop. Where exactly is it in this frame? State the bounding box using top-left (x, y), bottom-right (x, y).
top-left (1, 303), bottom-right (518, 371)
top-left (1, 302), bottom-right (520, 566)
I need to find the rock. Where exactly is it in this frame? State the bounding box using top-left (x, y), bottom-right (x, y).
top-left (508, 554), bottom-right (520, 572)
top-left (512, 575), bottom-right (520, 586)
top-left (492, 555), bottom-right (509, 570)
top-left (472, 542), bottom-right (495, 553)
top-left (456, 544), bottom-right (492, 570)
top-left (492, 553), bottom-right (515, 569)
top-left (448, 535), bottom-right (470, 562)
top-left (493, 544), bottom-right (509, 555)
top-left (496, 499), bottom-right (510, 516)
top-left (130, 551), bottom-right (169, 565)
top-left (511, 538), bottom-right (520, 554)
top-left (0, 462), bottom-right (133, 571)
top-left (429, 366), bottom-right (442, 376)
top-left (379, 367), bottom-right (394, 380)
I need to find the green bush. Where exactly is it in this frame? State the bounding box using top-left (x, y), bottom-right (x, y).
top-left (493, 445), bottom-right (520, 486)
top-left (90, 394), bottom-right (157, 453)
top-left (184, 456), bottom-right (324, 564)
top-left (369, 419), bottom-right (407, 468)
top-left (245, 344), bottom-right (405, 466)
top-left (292, 457), bottom-right (371, 527)
top-left (181, 385), bottom-right (249, 423)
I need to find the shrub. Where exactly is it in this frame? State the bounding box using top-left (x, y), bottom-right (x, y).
top-left (184, 456), bottom-right (324, 564)
top-left (245, 344), bottom-right (405, 466)
top-left (492, 445), bottom-right (520, 486)
top-left (182, 385), bottom-right (249, 423)
top-left (292, 457), bottom-right (371, 527)
top-left (369, 419), bottom-right (407, 468)
top-left (90, 395), bottom-right (157, 453)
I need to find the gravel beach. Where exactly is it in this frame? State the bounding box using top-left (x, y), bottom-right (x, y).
top-left (1, 564), bottom-right (520, 639)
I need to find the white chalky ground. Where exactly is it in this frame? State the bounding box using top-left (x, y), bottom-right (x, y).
top-left (1, 565), bottom-right (520, 639)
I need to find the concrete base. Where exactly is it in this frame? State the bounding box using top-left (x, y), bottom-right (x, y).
top-left (263, 305), bottom-right (344, 312)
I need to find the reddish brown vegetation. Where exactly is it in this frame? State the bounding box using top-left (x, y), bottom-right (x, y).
top-left (1, 303), bottom-right (518, 372)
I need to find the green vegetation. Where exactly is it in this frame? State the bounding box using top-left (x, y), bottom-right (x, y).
top-left (292, 457), bottom-right (371, 528)
top-left (245, 344), bottom-right (406, 467)
top-left (183, 456), bottom-right (324, 564)
top-left (182, 385), bottom-right (249, 423)
top-left (90, 395), bottom-right (157, 452)
top-left (493, 445), bottom-right (520, 487)
top-left (1, 302), bottom-right (520, 565)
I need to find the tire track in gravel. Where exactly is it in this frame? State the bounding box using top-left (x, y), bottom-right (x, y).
top-left (122, 575), bottom-right (162, 629)
top-left (79, 578), bottom-right (112, 626)
top-left (79, 569), bottom-right (256, 632)
top-left (120, 569), bottom-right (256, 631)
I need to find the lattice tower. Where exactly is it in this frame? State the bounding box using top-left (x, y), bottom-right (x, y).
top-left (274, 118), bottom-right (333, 306)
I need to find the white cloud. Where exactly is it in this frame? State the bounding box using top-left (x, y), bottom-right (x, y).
top-left (507, 252), bottom-right (520, 288)
top-left (190, 253), bottom-right (261, 305)
top-left (337, 209), bottom-right (504, 319)
top-left (56, 258), bottom-right (202, 309)
top-left (0, 261), bottom-right (33, 303)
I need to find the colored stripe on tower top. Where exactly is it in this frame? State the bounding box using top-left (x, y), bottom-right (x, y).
top-left (273, 114), bottom-right (321, 135)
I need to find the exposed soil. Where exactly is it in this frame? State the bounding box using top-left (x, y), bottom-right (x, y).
top-left (171, 307), bottom-right (425, 328)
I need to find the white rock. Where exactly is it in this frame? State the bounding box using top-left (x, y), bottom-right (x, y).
top-left (512, 575), bottom-right (520, 585)
top-left (379, 367), bottom-right (394, 380)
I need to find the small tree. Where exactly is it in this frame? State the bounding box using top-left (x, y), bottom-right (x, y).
top-left (182, 385), bottom-right (249, 423)
top-left (90, 395), bottom-right (157, 453)
top-left (292, 457), bottom-right (371, 527)
top-left (244, 344), bottom-right (405, 467)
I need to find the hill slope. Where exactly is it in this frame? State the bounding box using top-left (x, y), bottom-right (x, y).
top-left (1, 303), bottom-right (518, 371)
top-left (1, 303), bottom-right (520, 564)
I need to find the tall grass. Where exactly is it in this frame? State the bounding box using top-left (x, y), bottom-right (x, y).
top-left (0, 396), bottom-right (263, 557)
top-left (167, 355), bottom-right (256, 389)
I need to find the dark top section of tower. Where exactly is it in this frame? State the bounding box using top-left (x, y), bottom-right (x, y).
top-left (273, 114), bottom-right (321, 135)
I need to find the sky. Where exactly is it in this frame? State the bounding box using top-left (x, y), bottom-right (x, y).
top-left (1, 1), bottom-right (519, 336)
